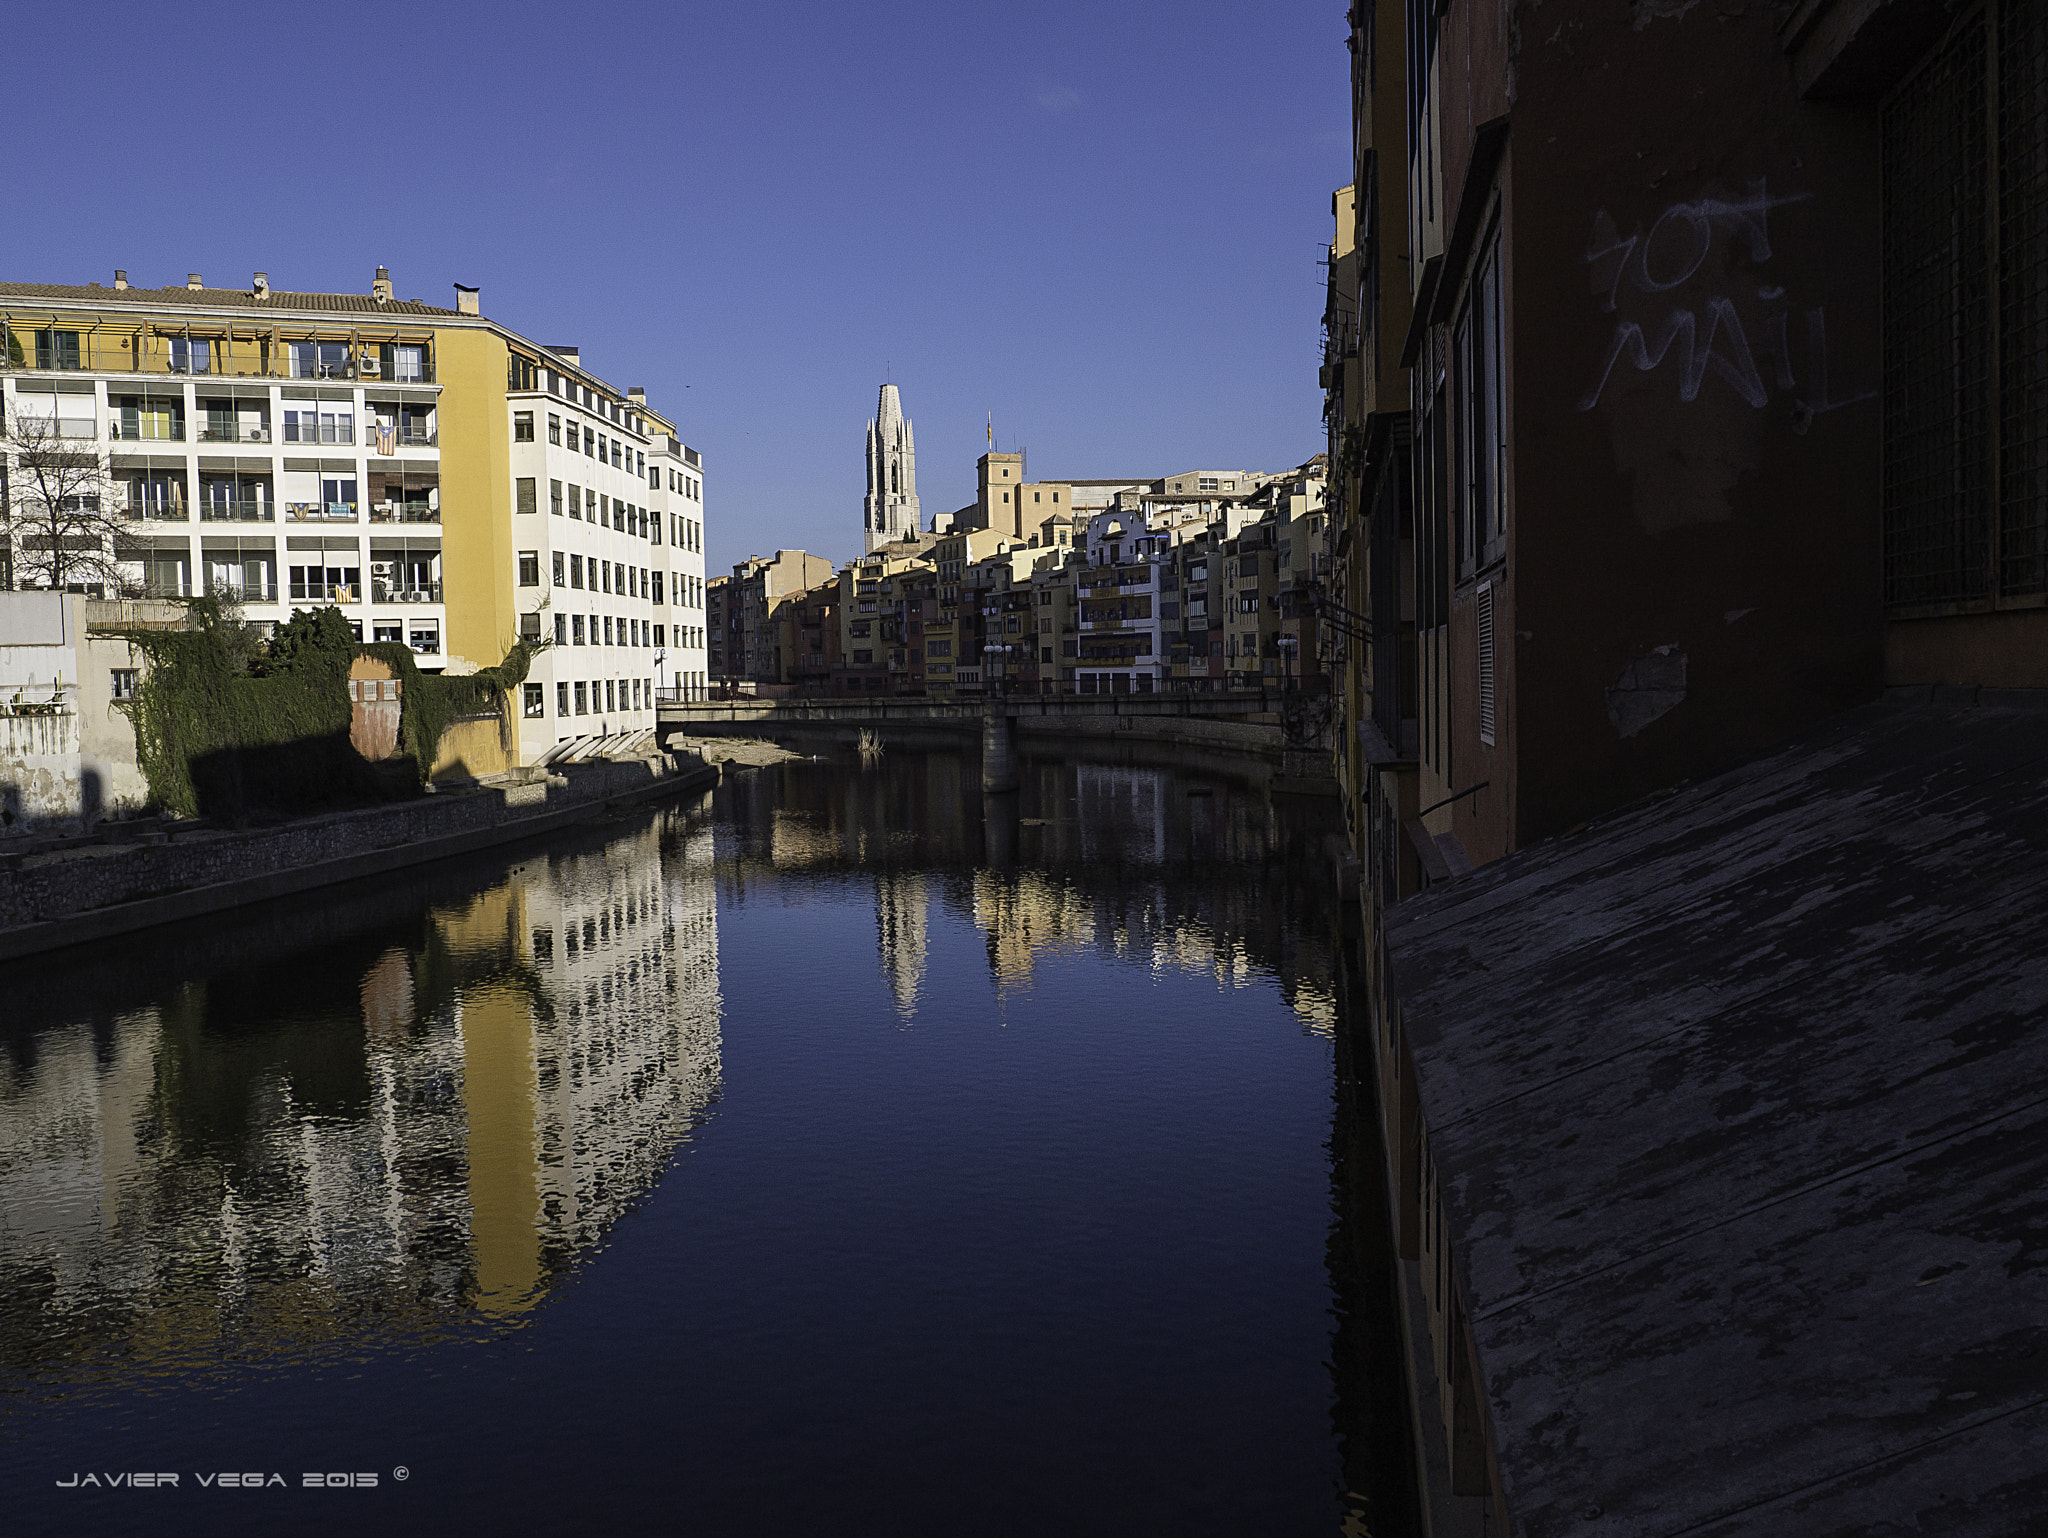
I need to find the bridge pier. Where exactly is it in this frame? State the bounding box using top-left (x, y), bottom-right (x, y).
top-left (981, 701), bottom-right (1019, 793)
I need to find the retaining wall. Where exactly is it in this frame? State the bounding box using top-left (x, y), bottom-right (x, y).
top-left (0, 753), bottom-right (718, 962)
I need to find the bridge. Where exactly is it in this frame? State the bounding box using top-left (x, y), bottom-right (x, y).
top-left (655, 691), bottom-right (1337, 794)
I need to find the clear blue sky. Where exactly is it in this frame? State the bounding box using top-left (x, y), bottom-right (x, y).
top-left (6, 2), bottom-right (1347, 575)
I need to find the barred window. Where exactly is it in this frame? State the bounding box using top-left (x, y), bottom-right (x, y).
top-left (1883, 0), bottom-right (2048, 609)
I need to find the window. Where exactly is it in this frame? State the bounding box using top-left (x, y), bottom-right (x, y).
top-left (374, 623), bottom-right (402, 644)
top-left (652, 571), bottom-right (664, 603)
top-left (514, 411), bottom-right (534, 442)
top-left (551, 479), bottom-right (564, 517)
top-left (572, 615), bottom-right (586, 645)
top-left (548, 414), bottom-right (562, 445)
top-left (387, 345), bottom-right (425, 383)
top-left (568, 484), bottom-right (582, 520)
top-left (654, 624), bottom-right (666, 646)
top-left (552, 551), bottom-right (566, 587)
top-left (605, 680), bottom-right (616, 711)
top-left (517, 477), bottom-right (537, 515)
top-left (34, 328), bottom-right (80, 369)
top-left (408, 622), bottom-right (439, 654)
top-left (604, 616), bottom-right (614, 645)
top-left (110, 668), bottom-right (139, 700)
top-left (555, 613), bottom-right (568, 645)
top-left (290, 340), bottom-right (350, 379)
top-left (523, 683), bottom-right (545, 717)
top-left (601, 559), bottom-right (612, 595)
top-left (520, 612), bottom-right (542, 642)
top-left (557, 682), bottom-right (571, 716)
top-left (567, 422), bottom-right (581, 453)
top-left (1883, 0), bottom-right (2048, 608)
top-left (575, 682), bottom-right (588, 714)
top-left (1455, 221), bottom-right (1507, 576)
top-left (169, 337), bottom-right (212, 375)
top-left (508, 355), bottom-right (539, 391)
top-left (570, 554), bottom-right (584, 589)
top-left (853, 649), bottom-right (873, 663)
top-left (518, 551), bottom-right (540, 586)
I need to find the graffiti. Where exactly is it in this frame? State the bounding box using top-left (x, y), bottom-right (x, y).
top-left (1577, 179), bottom-right (1872, 416)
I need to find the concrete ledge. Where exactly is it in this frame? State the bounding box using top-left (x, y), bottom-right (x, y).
top-left (0, 757), bottom-right (718, 963)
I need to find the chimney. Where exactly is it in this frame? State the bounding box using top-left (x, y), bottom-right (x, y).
top-left (628, 387), bottom-right (646, 406)
top-left (454, 283), bottom-right (479, 316)
top-left (253, 272), bottom-right (270, 298)
top-left (186, 273), bottom-right (203, 290)
top-left (113, 269), bottom-right (128, 290)
top-left (373, 266), bottom-right (392, 303)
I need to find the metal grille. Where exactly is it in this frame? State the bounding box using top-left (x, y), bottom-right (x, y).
top-left (2001, 0), bottom-right (2048, 597)
top-left (1476, 582), bottom-right (1496, 745)
top-left (1883, 12), bottom-right (1991, 609)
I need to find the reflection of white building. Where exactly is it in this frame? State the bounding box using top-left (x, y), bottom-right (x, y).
top-left (1075, 765), bottom-right (1169, 864)
top-left (874, 871), bottom-right (929, 1018)
top-left (0, 802), bottom-right (721, 1354)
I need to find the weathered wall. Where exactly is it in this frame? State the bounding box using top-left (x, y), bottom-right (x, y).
top-left (431, 708), bottom-right (513, 782)
top-left (1507, 0), bottom-right (1885, 845)
top-left (0, 713), bottom-right (82, 826)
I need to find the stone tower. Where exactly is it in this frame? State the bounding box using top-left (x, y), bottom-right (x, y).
top-left (863, 383), bottom-right (920, 553)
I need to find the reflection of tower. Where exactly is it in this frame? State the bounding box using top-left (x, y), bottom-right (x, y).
top-left (863, 383), bottom-right (921, 553)
top-left (875, 871), bottom-right (929, 1019)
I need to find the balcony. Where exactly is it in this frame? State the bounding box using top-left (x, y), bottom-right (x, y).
top-left (368, 502), bottom-right (438, 524)
top-left (109, 420), bottom-right (183, 442)
top-left (281, 424), bottom-right (355, 446)
top-left (371, 580), bottom-right (443, 604)
top-left (289, 581), bottom-right (360, 603)
top-left (129, 502), bottom-right (187, 522)
top-left (370, 427), bottom-right (437, 449)
top-left (199, 424), bottom-right (271, 444)
top-left (198, 501), bottom-right (275, 523)
top-left (285, 501), bottom-right (358, 523)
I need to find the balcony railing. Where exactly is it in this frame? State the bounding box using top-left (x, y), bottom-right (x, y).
top-left (109, 420), bottom-right (184, 441)
top-left (289, 581), bottom-right (360, 602)
top-left (371, 581), bottom-right (443, 604)
top-left (281, 425), bottom-right (355, 445)
top-left (370, 427), bottom-right (437, 448)
top-left (198, 501), bottom-right (274, 523)
top-left (285, 501), bottom-right (359, 523)
top-left (129, 502), bottom-right (187, 522)
top-left (368, 503), bottom-right (439, 524)
top-left (198, 425), bottom-right (271, 443)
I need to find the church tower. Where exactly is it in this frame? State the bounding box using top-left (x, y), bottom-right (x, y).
top-left (863, 383), bottom-right (920, 553)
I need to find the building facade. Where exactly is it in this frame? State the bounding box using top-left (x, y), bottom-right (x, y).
top-left (0, 269), bottom-right (710, 766)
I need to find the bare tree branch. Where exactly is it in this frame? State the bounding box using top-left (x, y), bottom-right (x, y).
top-left (2, 406), bottom-right (136, 595)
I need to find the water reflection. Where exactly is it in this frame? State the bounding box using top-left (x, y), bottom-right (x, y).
top-left (0, 809), bottom-right (720, 1383)
top-left (719, 750), bottom-right (1343, 1032)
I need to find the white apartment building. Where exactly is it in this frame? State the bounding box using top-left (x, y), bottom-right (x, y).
top-left (0, 314), bottom-right (449, 660)
top-left (505, 350), bottom-right (706, 762)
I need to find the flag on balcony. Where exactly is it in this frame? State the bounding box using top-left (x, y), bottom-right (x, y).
top-left (377, 424), bottom-right (396, 455)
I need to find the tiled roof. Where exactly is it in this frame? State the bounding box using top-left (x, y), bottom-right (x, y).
top-left (0, 281), bottom-right (462, 318)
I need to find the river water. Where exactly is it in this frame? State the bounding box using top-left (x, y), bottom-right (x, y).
top-left (0, 749), bottom-right (1415, 1536)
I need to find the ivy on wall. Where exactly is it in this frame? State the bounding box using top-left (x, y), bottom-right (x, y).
top-left (115, 599), bottom-right (534, 819)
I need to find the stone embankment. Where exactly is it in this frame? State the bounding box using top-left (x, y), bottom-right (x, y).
top-left (0, 750), bottom-right (719, 962)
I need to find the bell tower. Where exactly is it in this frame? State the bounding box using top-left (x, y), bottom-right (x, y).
top-left (863, 383), bottom-right (920, 553)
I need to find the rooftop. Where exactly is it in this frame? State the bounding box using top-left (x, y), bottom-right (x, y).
top-left (1386, 690), bottom-right (2048, 1536)
top-left (0, 279), bottom-right (462, 318)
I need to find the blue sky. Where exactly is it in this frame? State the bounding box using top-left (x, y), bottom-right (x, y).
top-left (6, 2), bottom-right (1347, 574)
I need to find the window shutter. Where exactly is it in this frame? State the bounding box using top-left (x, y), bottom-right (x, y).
top-left (1477, 581), bottom-right (1496, 746)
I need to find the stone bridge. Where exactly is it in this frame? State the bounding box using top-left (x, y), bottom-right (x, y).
top-left (655, 692), bottom-right (1338, 794)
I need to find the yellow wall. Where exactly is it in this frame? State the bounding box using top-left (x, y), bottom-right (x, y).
top-left (434, 325), bottom-right (518, 685)
top-left (458, 980), bottom-right (542, 1316)
top-left (430, 702), bottom-right (514, 782)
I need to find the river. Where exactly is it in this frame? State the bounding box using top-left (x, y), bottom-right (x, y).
top-left (0, 747), bottom-right (1416, 1536)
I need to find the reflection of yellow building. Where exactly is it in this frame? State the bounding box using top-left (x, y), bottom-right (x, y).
top-left (0, 801), bottom-right (720, 1366)
top-left (970, 870), bottom-right (1096, 988)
